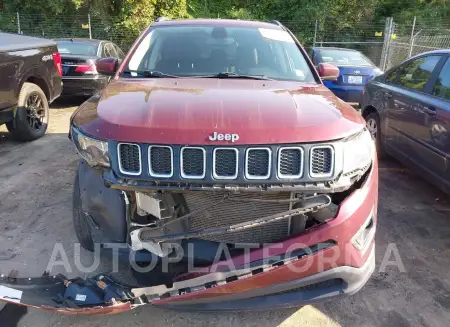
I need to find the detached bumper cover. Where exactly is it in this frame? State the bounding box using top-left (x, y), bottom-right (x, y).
top-left (0, 247), bottom-right (374, 314)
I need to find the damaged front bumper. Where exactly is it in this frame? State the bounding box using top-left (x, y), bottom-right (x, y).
top-left (0, 159), bottom-right (378, 314)
top-left (0, 246), bottom-right (375, 314)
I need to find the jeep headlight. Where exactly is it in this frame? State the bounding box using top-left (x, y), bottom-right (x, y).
top-left (72, 126), bottom-right (110, 167)
top-left (342, 129), bottom-right (374, 174)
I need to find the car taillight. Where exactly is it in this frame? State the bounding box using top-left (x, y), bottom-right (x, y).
top-left (52, 52), bottom-right (62, 76)
top-left (75, 63), bottom-right (98, 74)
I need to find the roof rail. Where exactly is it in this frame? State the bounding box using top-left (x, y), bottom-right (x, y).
top-left (155, 16), bottom-right (169, 22)
top-left (268, 20), bottom-right (285, 30)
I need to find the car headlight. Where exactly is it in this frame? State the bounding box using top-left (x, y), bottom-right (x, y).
top-left (342, 129), bottom-right (374, 175)
top-left (72, 126), bottom-right (110, 167)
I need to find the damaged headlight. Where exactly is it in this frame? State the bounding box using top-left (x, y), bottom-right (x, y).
top-left (71, 126), bottom-right (110, 167)
top-left (342, 129), bottom-right (374, 175)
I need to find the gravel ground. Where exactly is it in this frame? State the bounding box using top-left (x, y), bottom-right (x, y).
top-left (1, 98), bottom-right (450, 327)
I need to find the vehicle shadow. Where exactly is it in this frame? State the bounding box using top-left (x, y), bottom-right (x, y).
top-left (0, 303), bottom-right (28, 327)
top-left (50, 96), bottom-right (88, 110)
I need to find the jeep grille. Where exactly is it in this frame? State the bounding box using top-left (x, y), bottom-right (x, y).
top-left (310, 146), bottom-right (334, 177)
top-left (116, 143), bottom-right (336, 182)
top-left (118, 143), bottom-right (141, 175)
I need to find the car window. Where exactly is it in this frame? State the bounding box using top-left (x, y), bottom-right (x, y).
top-left (396, 55), bottom-right (441, 92)
top-left (100, 43), bottom-right (107, 57)
top-left (114, 44), bottom-right (125, 59)
top-left (385, 67), bottom-right (400, 83)
top-left (316, 49), bottom-right (374, 67)
top-left (124, 25), bottom-right (317, 83)
top-left (56, 41), bottom-right (98, 56)
top-left (104, 43), bottom-right (117, 57)
top-left (432, 58), bottom-right (450, 101)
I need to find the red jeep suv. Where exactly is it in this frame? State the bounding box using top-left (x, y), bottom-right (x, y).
top-left (0, 19), bottom-right (377, 314)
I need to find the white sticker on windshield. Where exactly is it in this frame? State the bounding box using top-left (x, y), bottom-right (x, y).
top-left (258, 28), bottom-right (294, 43)
top-left (0, 285), bottom-right (23, 304)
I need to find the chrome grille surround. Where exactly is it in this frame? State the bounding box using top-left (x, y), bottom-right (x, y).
top-left (245, 148), bottom-right (272, 180)
top-left (116, 143), bottom-right (340, 182)
top-left (117, 143), bottom-right (142, 176)
top-left (148, 145), bottom-right (173, 178)
top-left (180, 147), bottom-right (206, 179)
top-left (277, 147), bottom-right (304, 179)
top-left (213, 148), bottom-right (239, 180)
top-left (310, 145), bottom-right (334, 178)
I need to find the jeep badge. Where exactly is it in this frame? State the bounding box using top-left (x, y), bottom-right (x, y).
top-left (209, 132), bottom-right (239, 142)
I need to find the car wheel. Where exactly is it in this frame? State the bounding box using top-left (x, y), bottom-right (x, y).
top-left (73, 170), bottom-right (95, 252)
top-left (365, 112), bottom-right (386, 159)
top-left (6, 82), bottom-right (49, 141)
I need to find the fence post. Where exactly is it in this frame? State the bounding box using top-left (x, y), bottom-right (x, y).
top-left (380, 17), bottom-right (393, 70)
top-left (88, 13), bottom-right (92, 39)
top-left (313, 20), bottom-right (318, 47)
top-left (408, 16), bottom-right (416, 58)
top-left (16, 12), bottom-right (21, 34)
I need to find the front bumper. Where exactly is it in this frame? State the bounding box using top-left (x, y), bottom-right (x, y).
top-left (0, 158), bottom-right (377, 313)
top-left (61, 76), bottom-right (109, 96)
top-left (158, 246), bottom-right (375, 311)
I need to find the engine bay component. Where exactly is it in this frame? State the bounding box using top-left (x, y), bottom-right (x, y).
top-left (130, 192), bottom-right (332, 256)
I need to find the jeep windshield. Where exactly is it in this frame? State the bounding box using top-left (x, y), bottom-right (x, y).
top-left (122, 25), bottom-right (317, 82)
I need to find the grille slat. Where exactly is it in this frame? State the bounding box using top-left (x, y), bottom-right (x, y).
top-left (149, 146), bottom-right (173, 177)
top-left (246, 148), bottom-right (271, 179)
top-left (278, 147), bottom-right (303, 178)
top-left (214, 148), bottom-right (238, 179)
top-left (310, 146), bottom-right (333, 177)
top-left (118, 143), bottom-right (141, 175)
top-left (181, 147), bottom-right (206, 179)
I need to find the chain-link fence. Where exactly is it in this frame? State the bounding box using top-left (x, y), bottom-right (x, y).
top-left (0, 12), bottom-right (141, 51)
top-left (385, 18), bottom-right (450, 70)
top-left (1, 12), bottom-right (450, 70)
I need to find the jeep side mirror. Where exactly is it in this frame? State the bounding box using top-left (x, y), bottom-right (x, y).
top-left (96, 57), bottom-right (119, 76)
top-left (318, 63), bottom-right (340, 81)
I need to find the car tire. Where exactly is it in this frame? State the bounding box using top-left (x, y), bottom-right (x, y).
top-left (365, 112), bottom-right (386, 159)
top-left (6, 82), bottom-right (49, 141)
top-left (73, 170), bottom-right (95, 252)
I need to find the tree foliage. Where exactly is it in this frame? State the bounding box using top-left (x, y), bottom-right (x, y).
top-left (1, 0), bottom-right (450, 48)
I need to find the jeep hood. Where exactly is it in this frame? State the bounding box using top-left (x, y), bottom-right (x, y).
top-left (72, 78), bottom-right (364, 144)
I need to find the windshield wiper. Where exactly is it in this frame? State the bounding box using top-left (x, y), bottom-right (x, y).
top-left (122, 70), bottom-right (180, 78)
top-left (197, 72), bottom-right (275, 80)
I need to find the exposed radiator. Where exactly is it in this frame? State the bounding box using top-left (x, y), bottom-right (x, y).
top-left (183, 192), bottom-right (292, 244)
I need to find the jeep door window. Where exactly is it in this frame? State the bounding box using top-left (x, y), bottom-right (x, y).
top-left (123, 25), bottom-right (316, 82)
top-left (395, 55), bottom-right (441, 92)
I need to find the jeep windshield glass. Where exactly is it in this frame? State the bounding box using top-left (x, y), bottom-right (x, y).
top-left (123, 25), bottom-right (316, 82)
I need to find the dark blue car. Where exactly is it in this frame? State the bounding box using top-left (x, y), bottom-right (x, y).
top-left (362, 50), bottom-right (450, 193)
top-left (309, 47), bottom-right (382, 105)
